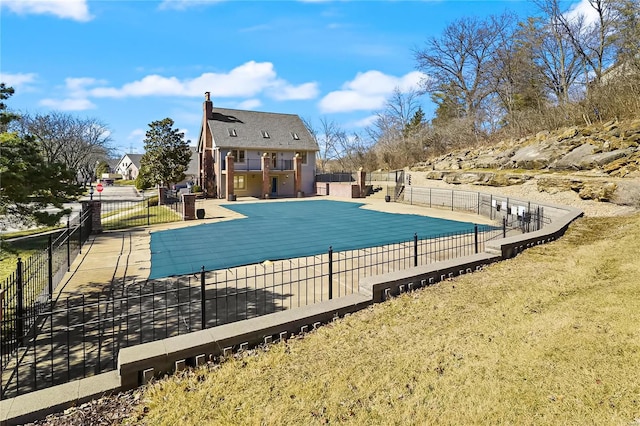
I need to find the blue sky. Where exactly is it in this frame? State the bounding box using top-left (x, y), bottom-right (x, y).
top-left (1, 0), bottom-right (589, 157)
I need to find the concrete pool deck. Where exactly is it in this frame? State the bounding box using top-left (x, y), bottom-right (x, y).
top-left (55, 195), bottom-right (496, 298)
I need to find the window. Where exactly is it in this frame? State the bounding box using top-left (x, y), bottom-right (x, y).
top-left (233, 175), bottom-right (246, 190)
top-left (228, 128), bottom-right (238, 137)
top-left (230, 149), bottom-right (245, 163)
top-left (295, 151), bottom-right (308, 164)
top-left (270, 152), bottom-right (277, 168)
top-left (290, 132), bottom-right (300, 140)
top-left (261, 130), bottom-right (270, 138)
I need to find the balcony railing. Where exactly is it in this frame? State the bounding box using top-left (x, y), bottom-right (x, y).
top-left (222, 158), bottom-right (294, 171)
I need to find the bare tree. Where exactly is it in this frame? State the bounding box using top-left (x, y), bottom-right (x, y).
top-left (18, 112), bottom-right (112, 183)
top-left (414, 13), bottom-right (514, 132)
top-left (303, 117), bottom-right (344, 173)
top-left (528, 1), bottom-right (584, 104)
top-left (556, 0), bottom-right (619, 86)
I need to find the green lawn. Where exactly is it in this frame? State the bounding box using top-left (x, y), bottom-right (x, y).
top-left (102, 204), bottom-right (181, 230)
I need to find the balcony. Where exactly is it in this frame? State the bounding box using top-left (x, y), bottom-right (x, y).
top-left (222, 158), bottom-right (294, 171)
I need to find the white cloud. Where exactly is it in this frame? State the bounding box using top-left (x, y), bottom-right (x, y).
top-left (320, 91), bottom-right (387, 114)
top-left (39, 98), bottom-right (96, 111)
top-left (65, 77), bottom-right (106, 93)
top-left (35, 77), bottom-right (102, 111)
top-left (127, 129), bottom-right (145, 140)
top-left (159, 0), bottom-right (224, 10)
top-left (269, 82), bottom-right (319, 101)
top-left (87, 61), bottom-right (319, 101)
top-left (350, 115), bottom-right (378, 128)
top-left (236, 99), bottom-right (262, 110)
top-left (0, 72), bottom-right (37, 89)
top-left (319, 70), bottom-right (426, 113)
top-left (1, 0), bottom-right (92, 22)
top-left (565, 0), bottom-right (601, 26)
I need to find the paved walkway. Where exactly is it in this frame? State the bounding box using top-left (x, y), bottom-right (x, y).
top-left (55, 194), bottom-right (495, 298)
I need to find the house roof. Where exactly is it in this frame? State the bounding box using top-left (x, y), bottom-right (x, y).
top-left (206, 107), bottom-right (319, 152)
top-left (125, 154), bottom-right (143, 169)
top-left (185, 146), bottom-right (198, 176)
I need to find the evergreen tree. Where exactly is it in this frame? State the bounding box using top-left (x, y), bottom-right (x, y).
top-left (139, 118), bottom-right (191, 188)
top-left (0, 84), bottom-right (80, 228)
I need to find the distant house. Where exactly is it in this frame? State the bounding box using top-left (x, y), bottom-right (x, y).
top-left (197, 92), bottom-right (319, 199)
top-left (184, 146), bottom-right (199, 184)
top-left (115, 153), bottom-right (143, 180)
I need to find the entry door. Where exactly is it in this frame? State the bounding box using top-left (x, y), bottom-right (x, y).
top-left (271, 177), bottom-right (278, 196)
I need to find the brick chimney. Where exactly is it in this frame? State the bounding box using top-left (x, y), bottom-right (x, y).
top-left (204, 91), bottom-right (213, 120)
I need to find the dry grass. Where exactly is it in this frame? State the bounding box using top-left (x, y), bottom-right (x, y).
top-left (127, 213), bottom-right (640, 425)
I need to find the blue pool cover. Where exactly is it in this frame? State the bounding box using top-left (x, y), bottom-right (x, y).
top-left (149, 200), bottom-right (484, 279)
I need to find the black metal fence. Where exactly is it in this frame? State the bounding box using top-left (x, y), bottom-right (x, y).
top-left (315, 172), bottom-right (356, 183)
top-left (1, 187), bottom-right (553, 399)
top-left (101, 196), bottom-right (183, 230)
top-left (399, 186), bottom-right (551, 232)
top-left (1, 222), bottom-right (510, 399)
top-left (1, 206), bottom-right (93, 376)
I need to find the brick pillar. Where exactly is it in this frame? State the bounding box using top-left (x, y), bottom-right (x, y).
top-left (203, 150), bottom-right (215, 198)
top-left (226, 152), bottom-right (235, 201)
top-left (356, 167), bottom-right (366, 198)
top-left (182, 193), bottom-right (196, 220)
top-left (158, 187), bottom-right (166, 205)
top-left (294, 153), bottom-right (303, 197)
top-left (90, 200), bottom-right (103, 233)
top-left (261, 153), bottom-right (271, 199)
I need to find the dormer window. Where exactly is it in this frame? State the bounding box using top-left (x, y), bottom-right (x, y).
top-left (291, 132), bottom-right (300, 140)
top-left (228, 128), bottom-right (238, 137)
top-left (261, 130), bottom-right (270, 138)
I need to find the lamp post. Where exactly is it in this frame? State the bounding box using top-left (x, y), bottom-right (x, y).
top-left (89, 184), bottom-right (94, 201)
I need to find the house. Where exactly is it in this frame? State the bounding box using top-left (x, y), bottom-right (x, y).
top-left (198, 92), bottom-right (319, 199)
top-left (184, 146), bottom-right (199, 184)
top-left (114, 153), bottom-right (143, 180)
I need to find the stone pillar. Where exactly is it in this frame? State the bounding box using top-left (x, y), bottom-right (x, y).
top-left (261, 153), bottom-right (271, 199)
top-left (226, 152), bottom-right (235, 201)
top-left (293, 153), bottom-right (303, 197)
top-left (356, 167), bottom-right (366, 198)
top-left (89, 200), bottom-right (103, 233)
top-left (182, 193), bottom-right (196, 220)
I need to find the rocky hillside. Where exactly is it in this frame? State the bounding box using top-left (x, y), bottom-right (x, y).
top-left (410, 119), bottom-right (640, 206)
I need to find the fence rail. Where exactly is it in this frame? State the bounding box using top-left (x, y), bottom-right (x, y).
top-left (101, 198), bottom-right (183, 230)
top-left (1, 221), bottom-right (513, 399)
top-left (1, 186), bottom-right (552, 399)
top-left (1, 205), bottom-right (93, 374)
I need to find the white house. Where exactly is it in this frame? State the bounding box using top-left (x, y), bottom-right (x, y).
top-left (114, 154), bottom-right (143, 180)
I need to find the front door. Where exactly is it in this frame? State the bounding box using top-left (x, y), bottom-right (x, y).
top-left (271, 177), bottom-right (278, 196)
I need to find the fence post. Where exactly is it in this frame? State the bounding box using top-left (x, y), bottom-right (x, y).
top-left (490, 194), bottom-right (493, 220)
top-left (474, 225), bottom-right (479, 254)
top-left (451, 190), bottom-right (454, 211)
top-left (328, 246), bottom-right (333, 300)
top-left (200, 266), bottom-right (206, 329)
top-left (477, 192), bottom-right (481, 215)
top-left (16, 258), bottom-right (24, 347)
top-left (503, 217), bottom-right (507, 238)
top-left (413, 233), bottom-right (418, 267)
top-left (78, 217), bottom-right (82, 254)
top-left (66, 218), bottom-right (71, 272)
top-left (537, 206), bottom-right (542, 230)
top-left (147, 198), bottom-right (150, 226)
top-left (48, 234), bottom-right (53, 296)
